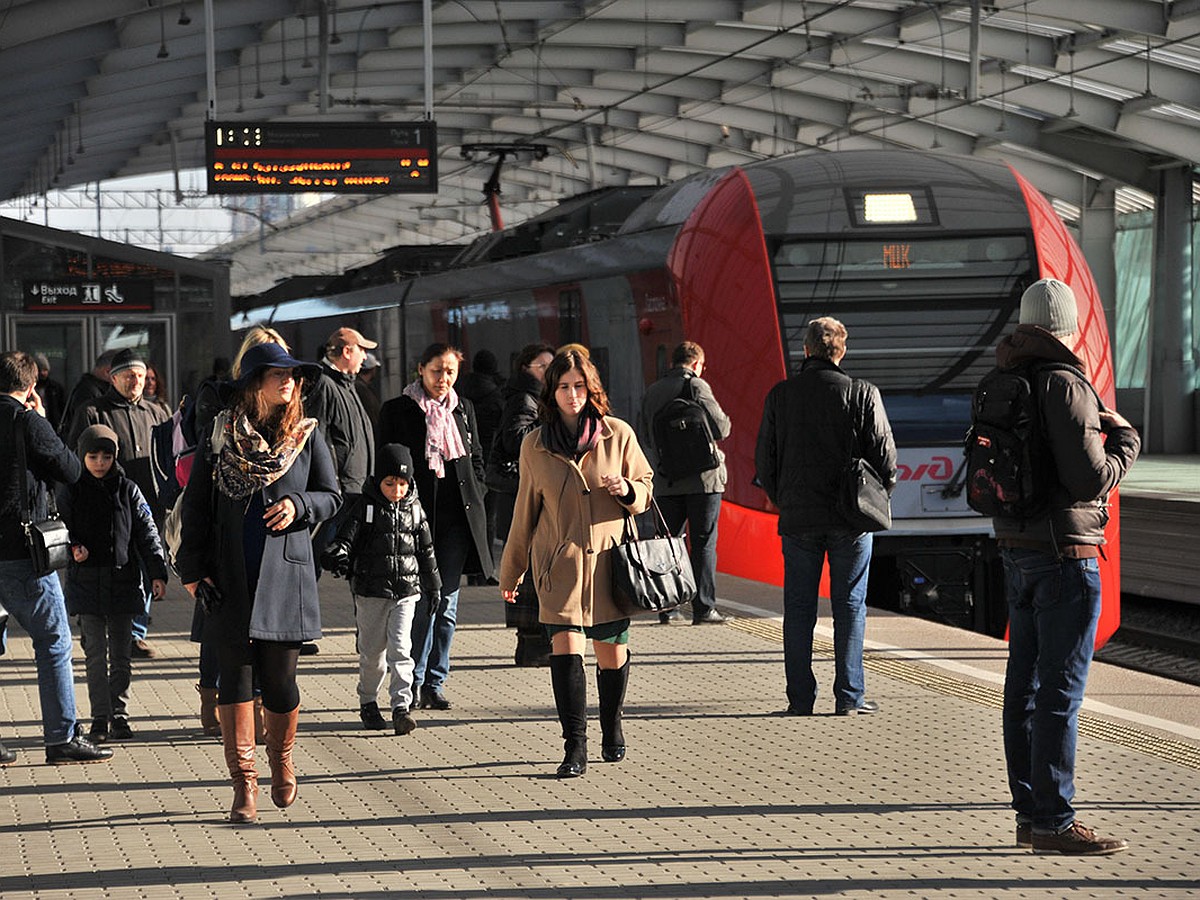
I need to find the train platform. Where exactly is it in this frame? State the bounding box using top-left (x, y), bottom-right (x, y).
top-left (2, 573), bottom-right (1198, 900)
top-left (1118, 454), bottom-right (1200, 604)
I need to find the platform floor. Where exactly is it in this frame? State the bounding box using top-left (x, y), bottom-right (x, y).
top-left (2, 574), bottom-right (1199, 900)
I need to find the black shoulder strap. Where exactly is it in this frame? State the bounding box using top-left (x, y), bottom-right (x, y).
top-left (12, 409), bottom-right (57, 525)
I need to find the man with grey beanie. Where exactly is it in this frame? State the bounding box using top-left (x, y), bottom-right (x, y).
top-left (988, 277), bottom-right (1140, 855)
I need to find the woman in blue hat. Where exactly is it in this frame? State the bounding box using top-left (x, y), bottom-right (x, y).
top-left (176, 342), bottom-right (341, 825)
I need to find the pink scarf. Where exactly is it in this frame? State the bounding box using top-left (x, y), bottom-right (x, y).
top-left (403, 381), bottom-right (466, 479)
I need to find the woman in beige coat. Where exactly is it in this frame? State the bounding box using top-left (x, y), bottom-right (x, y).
top-left (500, 349), bottom-right (653, 778)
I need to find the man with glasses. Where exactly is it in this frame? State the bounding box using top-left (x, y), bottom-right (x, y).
top-left (307, 327), bottom-right (378, 593)
top-left (66, 348), bottom-right (170, 659)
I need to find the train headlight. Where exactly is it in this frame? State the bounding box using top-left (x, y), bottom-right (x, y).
top-left (863, 193), bottom-right (918, 223)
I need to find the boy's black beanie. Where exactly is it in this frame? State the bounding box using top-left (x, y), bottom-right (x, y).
top-left (375, 443), bottom-right (414, 484)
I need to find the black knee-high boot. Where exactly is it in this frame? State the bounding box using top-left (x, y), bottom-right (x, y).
top-left (548, 653), bottom-right (587, 778)
top-left (597, 653), bottom-right (630, 763)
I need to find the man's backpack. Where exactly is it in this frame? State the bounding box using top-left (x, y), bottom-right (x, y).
top-left (964, 361), bottom-right (1083, 520)
top-left (651, 375), bottom-right (721, 484)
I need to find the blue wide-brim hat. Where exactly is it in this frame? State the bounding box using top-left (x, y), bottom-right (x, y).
top-left (236, 342), bottom-right (323, 388)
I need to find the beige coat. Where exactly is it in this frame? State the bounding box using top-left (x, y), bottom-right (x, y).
top-left (499, 416), bottom-right (654, 627)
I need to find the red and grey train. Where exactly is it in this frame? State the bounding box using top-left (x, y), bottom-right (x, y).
top-left (246, 150), bottom-right (1120, 646)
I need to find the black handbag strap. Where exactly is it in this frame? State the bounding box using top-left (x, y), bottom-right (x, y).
top-left (13, 409), bottom-right (61, 527)
top-left (620, 496), bottom-right (673, 542)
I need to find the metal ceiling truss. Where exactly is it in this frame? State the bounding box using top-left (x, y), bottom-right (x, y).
top-left (0, 0), bottom-right (1196, 295)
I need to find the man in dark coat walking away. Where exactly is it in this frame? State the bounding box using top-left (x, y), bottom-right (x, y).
top-left (65, 348), bottom-right (170, 659)
top-left (307, 326), bottom-right (378, 573)
top-left (59, 349), bottom-right (116, 434)
top-left (486, 342), bottom-right (555, 665)
top-left (457, 349), bottom-right (504, 585)
top-left (755, 317), bottom-right (896, 718)
top-left (0, 350), bottom-right (113, 765)
top-left (988, 279), bottom-right (1139, 856)
top-left (640, 341), bottom-right (732, 625)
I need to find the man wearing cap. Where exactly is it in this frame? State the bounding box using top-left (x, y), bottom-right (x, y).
top-left (988, 278), bottom-right (1140, 856)
top-left (66, 347), bottom-right (171, 658)
top-left (307, 327), bottom-right (378, 572)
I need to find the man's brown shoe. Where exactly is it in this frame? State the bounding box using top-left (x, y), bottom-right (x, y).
top-left (1031, 821), bottom-right (1128, 855)
top-left (1016, 823), bottom-right (1032, 848)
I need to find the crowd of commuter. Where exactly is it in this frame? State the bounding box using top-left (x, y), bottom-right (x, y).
top-left (0, 289), bottom-right (1138, 852)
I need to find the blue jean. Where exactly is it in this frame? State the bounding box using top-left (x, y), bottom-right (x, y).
top-left (411, 523), bottom-right (471, 690)
top-left (1001, 548), bottom-right (1102, 833)
top-left (0, 559), bottom-right (77, 744)
top-left (781, 530), bottom-right (872, 712)
top-left (657, 492), bottom-right (722, 618)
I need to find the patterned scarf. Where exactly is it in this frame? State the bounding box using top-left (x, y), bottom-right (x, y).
top-left (542, 402), bottom-right (604, 461)
top-left (214, 411), bottom-right (318, 501)
top-left (403, 381), bottom-right (466, 479)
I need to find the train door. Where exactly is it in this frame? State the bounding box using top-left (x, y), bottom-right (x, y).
top-left (7, 316), bottom-right (88, 426)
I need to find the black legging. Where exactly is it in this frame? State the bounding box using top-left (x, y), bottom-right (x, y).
top-left (217, 639), bottom-right (301, 712)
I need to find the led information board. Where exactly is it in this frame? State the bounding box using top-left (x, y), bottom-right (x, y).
top-left (205, 121), bottom-right (438, 194)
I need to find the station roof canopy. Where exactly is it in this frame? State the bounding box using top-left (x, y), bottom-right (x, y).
top-left (3, 0), bottom-right (1198, 295)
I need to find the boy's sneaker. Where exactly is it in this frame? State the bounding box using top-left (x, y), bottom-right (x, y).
top-left (359, 702), bottom-right (387, 730)
top-left (1031, 821), bottom-right (1129, 855)
top-left (88, 716), bottom-right (109, 743)
top-left (46, 728), bottom-right (114, 765)
top-left (393, 708), bottom-right (417, 736)
top-left (109, 718), bottom-right (133, 740)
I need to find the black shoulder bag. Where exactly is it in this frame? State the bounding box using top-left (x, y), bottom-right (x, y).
top-left (14, 411), bottom-right (73, 577)
top-left (611, 498), bottom-right (697, 613)
top-left (835, 382), bottom-right (892, 533)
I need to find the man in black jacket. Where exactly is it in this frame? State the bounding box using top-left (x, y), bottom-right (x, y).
top-left (640, 341), bottom-right (732, 624)
top-left (991, 279), bottom-right (1139, 856)
top-left (755, 317), bottom-right (896, 717)
top-left (65, 348), bottom-right (170, 659)
top-left (307, 326), bottom-right (378, 573)
top-left (0, 351), bottom-right (113, 765)
top-left (58, 348), bottom-right (116, 434)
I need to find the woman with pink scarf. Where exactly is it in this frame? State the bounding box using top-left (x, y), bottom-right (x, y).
top-left (377, 343), bottom-right (494, 710)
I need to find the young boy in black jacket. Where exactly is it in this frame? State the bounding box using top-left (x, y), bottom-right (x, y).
top-left (321, 444), bottom-right (440, 735)
top-left (58, 425), bottom-right (168, 742)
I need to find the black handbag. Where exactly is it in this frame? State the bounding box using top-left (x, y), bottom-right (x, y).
top-left (15, 411), bottom-right (73, 577)
top-left (611, 499), bottom-right (697, 613)
top-left (837, 457), bottom-right (892, 533)
top-left (835, 380), bottom-right (892, 533)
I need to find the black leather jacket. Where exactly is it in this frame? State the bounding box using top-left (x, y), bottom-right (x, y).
top-left (321, 479), bottom-right (441, 601)
top-left (755, 357), bottom-right (897, 534)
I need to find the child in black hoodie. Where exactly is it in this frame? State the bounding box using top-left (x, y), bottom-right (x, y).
top-left (57, 424), bottom-right (168, 742)
top-left (321, 443), bottom-right (440, 735)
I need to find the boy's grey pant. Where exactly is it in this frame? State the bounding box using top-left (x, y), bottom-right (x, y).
top-left (78, 613), bottom-right (135, 720)
top-left (355, 594), bottom-right (418, 712)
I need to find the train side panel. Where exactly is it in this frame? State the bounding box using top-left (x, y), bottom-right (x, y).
top-left (1012, 169), bottom-right (1121, 647)
top-left (669, 167), bottom-right (788, 584)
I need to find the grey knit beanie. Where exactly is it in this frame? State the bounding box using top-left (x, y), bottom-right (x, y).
top-left (1019, 278), bottom-right (1078, 337)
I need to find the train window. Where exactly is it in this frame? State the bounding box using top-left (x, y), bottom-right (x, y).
top-left (445, 306), bottom-right (464, 348)
top-left (883, 393), bottom-right (973, 446)
top-left (558, 288), bottom-right (582, 344)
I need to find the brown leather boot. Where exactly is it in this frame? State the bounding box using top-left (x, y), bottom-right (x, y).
top-left (264, 706), bottom-right (299, 808)
top-left (197, 685), bottom-right (221, 737)
top-left (220, 701), bottom-right (258, 824)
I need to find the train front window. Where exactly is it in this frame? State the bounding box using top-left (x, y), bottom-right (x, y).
top-left (882, 393), bottom-right (973, 446)
top-left (771, 234), bottom-right (1036, 394)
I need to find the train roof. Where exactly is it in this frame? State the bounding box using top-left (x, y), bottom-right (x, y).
top-left (620, 150), bottom-right (1031, 237)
